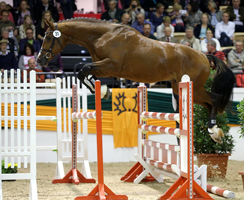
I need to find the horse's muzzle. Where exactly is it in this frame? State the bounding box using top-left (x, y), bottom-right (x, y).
top-left (37, 56), bottom-right (48, 67)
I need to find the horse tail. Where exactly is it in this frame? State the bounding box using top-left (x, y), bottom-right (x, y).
top-left (206, 54), bottom-right (235, 113)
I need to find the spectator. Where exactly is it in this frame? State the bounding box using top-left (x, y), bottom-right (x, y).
top-left (180, 26), bottom-right (202, 51)
top-left (185, 1), bottom-right (202, 28)
top-left (226, 0), bottom-right (244, 32)
top-left (0, 10), bottom-right (18, 39)
top-left (194, 13), bottom-right (214, 40)
top-left (149, 3), bottom-right (167, 32)
top-left (22, 58), bottom-right (45, 83)
top-left (169, 2), bottom-right (185, 32)
top-left (19, 14), bottom-right (35, 39)
top-left (228, 40), bottom-right (244, 72)
top-left (15, 0), bottom-right (33, 26)
top-left (36, 10), bottom-right (53, 42)
top-left (158, 26), bottom-right (179, 43)
top-left (144, 0), bottom-right (168, 12)
top-left (206, 40), bottom-right (227, 63)
top-left (142, 23), bottom-right (157, 40)
top-left (124, 0), bottom-right (145, 24)
top-left (13, 0), bottom-right (36, 9)
top-left (42, 53), bottom-right (63, 78)
top-left (18, 43), bottom-right (42, 70)
top-left (120, 13), bottom-right (130, 25)
top-left (181, 40), bottom-right (191, 46)
top-left (0, 27), bottom-right (18, 56)
top-left (19, 27), bottom-right (40, 57)
top-left (215, 12), bottom-right (235, 47)
top-left (33, 0), bottom-right (59, 25)
top-left (207, 1), bottom-right (223, 28)
top-left (0, 39), bottom-right (17, 72)
top-left (131, 13), bottom-right (154, 35)
top-left (156, 16), bottom-right (174, 39)
top-left (0, 1), bottom-right (14, 23)
top-left (57, 0), bottom-right (74, 20)
top-left (101, 0), bottom-right (124, 23)
top-left (201, 29), bottom-right (221, 53)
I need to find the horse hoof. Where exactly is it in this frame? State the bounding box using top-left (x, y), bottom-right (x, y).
top-left (208, 125), bottom-right (224, 144)
top-left (77, 70), bottom-right (84, 80)
top-left (101, 85), bottom-right (111, 100)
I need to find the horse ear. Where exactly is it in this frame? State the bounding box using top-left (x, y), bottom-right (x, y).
top-left (44, 19), bottom-right (55, 29)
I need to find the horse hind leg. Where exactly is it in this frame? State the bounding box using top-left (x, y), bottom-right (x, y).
top-left (194, 91), bottom-right (224, 143)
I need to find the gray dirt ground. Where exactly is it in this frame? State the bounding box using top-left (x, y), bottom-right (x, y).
top-left (2, 160), bottom-right (244, 200)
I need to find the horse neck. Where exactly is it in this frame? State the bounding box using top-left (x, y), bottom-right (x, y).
top-left (60, 20), bottom-right (113, 49)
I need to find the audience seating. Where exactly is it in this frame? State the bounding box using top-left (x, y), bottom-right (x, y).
top-left (219, 6), bottom-right (228, 12)
top-left (173, 32), bottom-right (185, 42)
top-left (234, 32), bottom-right (244, 42)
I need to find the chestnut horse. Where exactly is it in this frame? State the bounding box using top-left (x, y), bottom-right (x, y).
top-left (37, 18), bottom-right (235, 143)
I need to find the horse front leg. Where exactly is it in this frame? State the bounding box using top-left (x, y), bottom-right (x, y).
top-left (77, 58), bottom-right (112, 100)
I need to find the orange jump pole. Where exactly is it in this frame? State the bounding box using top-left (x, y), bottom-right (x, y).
top-left (52, 84), bottom-right (96, 185)
top-left (75, 80), bottom-right (128, 200)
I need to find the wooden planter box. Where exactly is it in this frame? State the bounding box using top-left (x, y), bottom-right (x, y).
top-left (196, 153), bottom-right (231, 178)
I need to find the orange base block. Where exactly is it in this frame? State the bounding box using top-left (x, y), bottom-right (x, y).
top-left (52, 169), bottom-right (96, 185)
top-left (75, 183), bottom-right (128, 200)
top-left (160, 176), bottom-right (214, 200)
top-left (121, 161), bottom-right (155, 182)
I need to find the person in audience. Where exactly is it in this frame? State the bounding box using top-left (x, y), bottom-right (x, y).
top-left (181, 40), bottom-right (191, 46)
top-left (206, 40), bottom-right (227, 63)
top-left (131, 13), bottom-right (154, 35)
top-left (143, 0), bottom-right (168, 12)
top-left (120, 13), bottom-right (130, 25)
top-left (215, 12), bottom-right (235, 47)
top-left (180, 26), bottom-right (202, 51)
top-left (142, 23), bottom-right (157, 40)
top-left (33, 0), bottom-right (59, 25)
top-left (156, 16), bottom-right (174, 39)
top-left (19, 27), bottom-right (40, 57)
top-left (36, 10), bottom-right (54, 43)
top-left (194, 13), bottom-right (214, 40)
top-left (0, 10), bottom-right (18, 38)
top-left (201, 29), bottom-right (221, 53)
top-left (207, 1), bottom-right (223, 28)
top-left (15, 0), bottom-right (33, 26)
top-left (42, 53), bottom-right (63, 78)
top-left (169, 2), bottom-right (185, 32)
top-left (158, 26), bottom-right (179, 43)
top-left (0, 39), bottom-right (17, 72)
top-left (19, 14), bottom-right (35, 39)
top-left (228, 40), bottom-right (244, 72)
top-left (101, 0), bottom-right (124, 23)
top-left (185, 1), bottom-right (202, 28)
top-left (125, 0), bottom-right (145, 24)
top-left (226, 0), bottom-right (244, 32)
top-left (0, 27), bottom-right (18, 56)
top-left (149, 3), bottom-right (167, 32)
top-left (18, 43), bottom-right (42, 70)
top-left (22, 58), bottom-right (45, 83)
top-left (57, 0), bottom-right (74, 20)
top-left (0, 1), bottom-right (14, 23)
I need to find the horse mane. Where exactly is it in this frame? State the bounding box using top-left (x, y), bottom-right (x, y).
top-left (58, 17), bottom-right (114, 24)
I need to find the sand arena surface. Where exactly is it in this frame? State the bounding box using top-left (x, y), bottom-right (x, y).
top-left (2, 160), bottom-right (244, 200)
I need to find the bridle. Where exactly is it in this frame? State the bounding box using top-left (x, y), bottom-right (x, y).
top-left (40, 23), bottom-right (64, 59)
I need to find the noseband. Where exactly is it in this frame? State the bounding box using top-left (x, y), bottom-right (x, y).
top-left (40, 23), bottom-right (64, 59)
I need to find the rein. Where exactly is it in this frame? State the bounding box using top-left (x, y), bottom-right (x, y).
top-left (40, 23), bottom-right (64, 59)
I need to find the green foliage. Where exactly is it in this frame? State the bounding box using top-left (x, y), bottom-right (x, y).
top-left (1, 160), bottom-right (18, 174)
top-left (237, 100), bottom-right (244, 138)
top-left (194, 70), bottom-right (235, 154)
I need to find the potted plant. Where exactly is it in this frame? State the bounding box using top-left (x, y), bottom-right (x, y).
top-left (194, 70), bottom-right (235, 178)
top-left (237, 100), bottom-right (244, 138)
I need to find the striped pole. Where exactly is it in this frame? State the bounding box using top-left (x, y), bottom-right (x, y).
top-left (141, 112), bottom-right (179, 121)
top-left (207, 184), bottom-right (235, 199)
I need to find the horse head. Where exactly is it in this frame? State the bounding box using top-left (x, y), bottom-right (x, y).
top-left (37, 19), bottom-right (65, 66)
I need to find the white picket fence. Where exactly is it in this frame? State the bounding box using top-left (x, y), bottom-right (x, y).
top-left (0, 70), bottom-right (92, 199)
